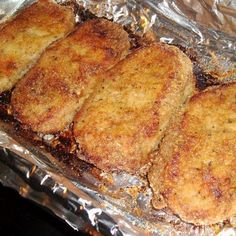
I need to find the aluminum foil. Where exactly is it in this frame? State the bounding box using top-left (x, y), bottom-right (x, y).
top-left (0, 0), bottom-right (236, 235)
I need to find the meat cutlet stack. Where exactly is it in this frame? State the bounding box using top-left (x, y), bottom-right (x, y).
top-left (0, 0), bottom-right (75, 93)
top-left (73, 43), bottom-right (194, 174)
top-left (149, 83), bottom-right (236, 225)
top-left (12, 18), bottom-right (130, 133)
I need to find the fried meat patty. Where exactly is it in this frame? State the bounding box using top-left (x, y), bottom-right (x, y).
top-left (0, 0), bottom-right (75, 93)
top-left (12, 18), bottom-right (130, 133)
top-left (148, 83), bottom-right (236, 225)
top-left (73, 43), bottom-right (194, 174)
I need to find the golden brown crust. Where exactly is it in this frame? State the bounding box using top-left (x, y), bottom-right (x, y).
top-left (73, 43), bottom-right (194, 174)
top-left (0, 0), bottom-right (75, 93)
top-left (149, 83), bottom-right (236, 225)
top-left (11, 18), bottom-right (130, 133)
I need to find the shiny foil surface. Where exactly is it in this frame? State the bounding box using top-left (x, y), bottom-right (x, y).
top-left (0, 0), bottom-right (235, 235)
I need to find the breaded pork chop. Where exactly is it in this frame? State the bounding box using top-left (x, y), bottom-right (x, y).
top-left (149, 83), bottom-right (236, 225)
top-left (0, 0), bottom-right (75, 93)
top-left (73, 43), bottom-right (194, 174)
top-left (11, 18), bottom-right (130, 133)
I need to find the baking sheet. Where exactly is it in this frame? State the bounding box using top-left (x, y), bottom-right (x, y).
top-left (0, 0), bottom-right (235, 235)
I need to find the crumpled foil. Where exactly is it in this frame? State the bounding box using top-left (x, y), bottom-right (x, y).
top-left (0, 0), bottom-right (236, 235)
